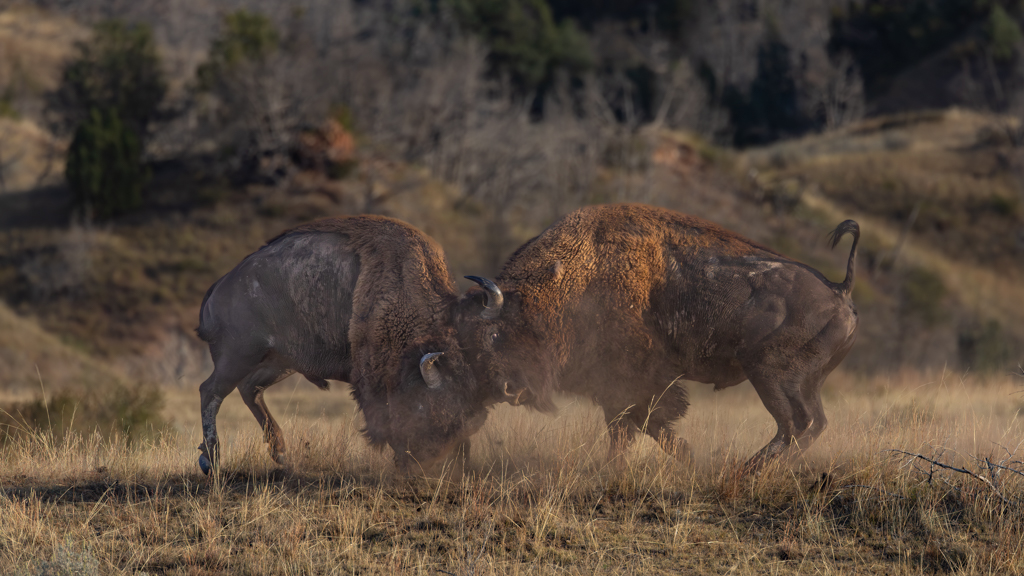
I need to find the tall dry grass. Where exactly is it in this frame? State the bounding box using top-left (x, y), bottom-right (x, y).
top-left (1, 369), bottom-right (1022, 575)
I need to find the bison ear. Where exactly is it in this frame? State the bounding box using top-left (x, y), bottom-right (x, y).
top-left (419, 352), bottom-right (445, 389)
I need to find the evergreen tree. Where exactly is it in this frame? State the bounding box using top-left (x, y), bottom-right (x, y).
top-left (65, 108), bottom-right (149, 220)
top-left (56, 20), bottom-right (166, 138)
top-left (726, 26), bottom-right (809, 148)
top-left (451, 0), bottom-right (592, 96)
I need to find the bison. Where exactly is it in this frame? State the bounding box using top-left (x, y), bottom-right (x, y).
top-left (455, 203), bottom-right (859, 469)
top-left (196, 215), bottom-right (487, 474)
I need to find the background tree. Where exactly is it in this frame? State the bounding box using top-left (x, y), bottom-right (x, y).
top-left (55, 19), bottom-right (165, 219)
top-left (54, 19), bottom-right (166, 139)
top-left (195, 9), bottom-right (325, 183)
top-left (724, 24), bottom-right (810, 147)
top-left (65, 108), bottom-right (148, 219)
top-left (450, 0), bottom-right (593, 108)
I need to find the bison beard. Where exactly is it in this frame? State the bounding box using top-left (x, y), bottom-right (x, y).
top-left (456, 204), bottom-right (859, 470)
top-left (195, 215), bottom-right (486, 474)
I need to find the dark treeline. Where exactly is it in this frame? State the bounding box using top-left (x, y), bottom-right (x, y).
top-left (6, 0), bottom-right (1023, 280)
top-left (18, 0), bottom-right (1024, 148)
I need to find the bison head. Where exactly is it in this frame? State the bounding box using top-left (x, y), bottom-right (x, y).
top-left (386, 338), bottom-right (490, 472)
top-left (454, 276), bottom-right (558, 413)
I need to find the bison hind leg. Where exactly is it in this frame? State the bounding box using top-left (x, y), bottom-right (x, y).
top-left (743, 368), bottom-right (829, 473)
top-left (198, 373), bottom-right (227, 475)
top-left (199, 348), bottom-right (266, 474)
top-left (238, 365), bottom-right (293, 467)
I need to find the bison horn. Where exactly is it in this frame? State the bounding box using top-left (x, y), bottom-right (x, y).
top-left (502, 382), bottom-right (524, 406)
top-left (465, 276), bottom-right (504, 320)
top-left (419, 352), bottom-right (445, 389)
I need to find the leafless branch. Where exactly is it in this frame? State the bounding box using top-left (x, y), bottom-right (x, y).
top-left (888, 449), bottom-right (1013, 506)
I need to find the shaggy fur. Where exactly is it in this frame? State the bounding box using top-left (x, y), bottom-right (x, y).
top-left (457, 204), bottom-right (859, 467)
top-left (196, 215), bottom-right (486, 472)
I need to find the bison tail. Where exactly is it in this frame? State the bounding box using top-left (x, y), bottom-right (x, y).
top-left (195, 280), bottom-right (221, 342)
top-left (827, 220), bottom-right (859, 296)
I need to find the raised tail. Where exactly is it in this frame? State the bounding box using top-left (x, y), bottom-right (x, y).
top-left (826, 220), bottom-right (859, 296)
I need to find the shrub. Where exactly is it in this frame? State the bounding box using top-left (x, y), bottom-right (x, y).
top-left (0, 379), bottom-right (164, 443)
top-left (65, 108), bottom-right (149, 220)
top-left (989, 4), bottom-right (1023, 62)
top-left (451, 0), bottom-right (592, 95)
top-left (900, 266), bottom-right (948, 327)
top-left (196, 10), bottom-right (279, 91)
top-left (24, 540), bottom-right (101, 576)
top-left (958, 320), bottom-right (1012, 372)
top-left (829, 0), bottom-right (998, 100)
top-left (55, 19), bottom-right (165, 136)
top-left (195, 10), bottom-right (304, 183)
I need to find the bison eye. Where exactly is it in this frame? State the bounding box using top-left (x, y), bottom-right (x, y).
top-left (490, 332), bottom-right (499, 342)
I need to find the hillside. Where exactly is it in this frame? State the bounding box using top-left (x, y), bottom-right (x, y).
top-left (738, 109), bottom-right (1024, 372)
top-left (3, 109), bottom-right (1022, 385)
top-left (0, 4), bottom-right (1021, 387)
top-left (0, 6), bottom-right (86, 193)
top-left (0, 298), bottom-right (163, 440)
top-left (0, 298), bottom-right (122, 395)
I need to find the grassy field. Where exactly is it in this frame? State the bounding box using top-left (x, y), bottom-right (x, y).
top-left (1, 370), bottom-right (1022, 575)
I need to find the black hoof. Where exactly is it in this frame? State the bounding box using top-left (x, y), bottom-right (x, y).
top-left (199, 454), bottom-right (212, 475)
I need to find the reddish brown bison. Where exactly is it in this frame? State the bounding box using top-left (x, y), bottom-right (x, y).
top-left (196, 215), bottom-right (487, 473)
top-left (456, 203), bottom-right (859, 468)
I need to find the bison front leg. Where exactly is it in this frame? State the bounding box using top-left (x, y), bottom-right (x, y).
top-left (452, 438), bottom-right (471, 466)
top-left (638, 386), bottom-right (692, 463)
top-left (602, 405), bottom-right (639, 461)
top-left (643, 417), bottom-right (692, 463)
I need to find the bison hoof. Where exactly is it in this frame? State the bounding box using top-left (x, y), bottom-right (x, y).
top-left (198, 454), bottom-right (212, 475)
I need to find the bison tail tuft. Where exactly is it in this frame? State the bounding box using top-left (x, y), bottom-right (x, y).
top-left (827, 220), bottom-right (859, 250)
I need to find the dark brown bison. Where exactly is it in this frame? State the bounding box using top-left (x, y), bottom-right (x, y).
top-left (196, 215), bottom-right (487, 474)
top-left (455, 203), bottom-right (859, 468)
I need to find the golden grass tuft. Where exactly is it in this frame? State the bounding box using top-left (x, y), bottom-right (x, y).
top-left (0, 370), bottom-right (1022, 574)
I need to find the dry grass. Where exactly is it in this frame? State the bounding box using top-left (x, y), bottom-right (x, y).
top-left (1, 370), bottom-right (1023, 575)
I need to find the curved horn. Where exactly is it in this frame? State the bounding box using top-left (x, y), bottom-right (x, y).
top-left (464, 276), bottom-right (504, 320)
top-left (502, 382), bottom-right (524, 406)
top-left (419, 352), bottom-right (445, 389)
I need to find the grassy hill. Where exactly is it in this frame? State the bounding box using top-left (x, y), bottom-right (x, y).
top-left (736, 109), bottom-right (1024, 373)
top-left (0, 299), bottom-right (162, 441)
top-left (1, 109), bottom-right (1023, 384)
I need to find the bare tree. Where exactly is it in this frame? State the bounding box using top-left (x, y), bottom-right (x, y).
top-left (816, 51), bottom-right (866, 130)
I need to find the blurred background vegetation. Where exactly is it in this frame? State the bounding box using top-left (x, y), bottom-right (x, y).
top-left (0, 0), bottom-right (1022, 439)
